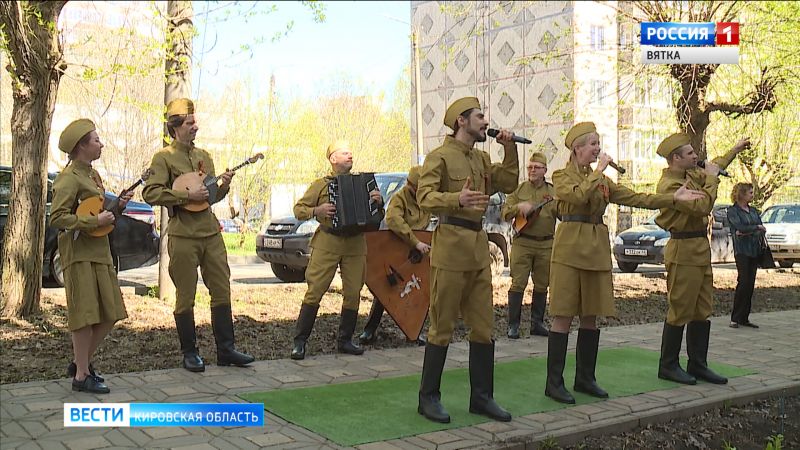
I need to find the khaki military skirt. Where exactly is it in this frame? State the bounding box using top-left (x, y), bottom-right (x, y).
top-left (548, 261), bottom-right (615, 317)
top-left (64, 261), bottom-right (128, 331)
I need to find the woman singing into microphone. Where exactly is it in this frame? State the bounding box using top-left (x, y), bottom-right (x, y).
top-left (543, 122), bottom-right (706, 404)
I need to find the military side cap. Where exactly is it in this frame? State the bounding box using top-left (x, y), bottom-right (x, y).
top-left (407, 165), bottom-right (422, 185)
top-left (326, 140), bottom-right (351, 159)
top-left (564, 122), bottom-right (596, 149)
top-left (529, 152), bottom-right (548, 165)
top-left (657, 133), bottom-right (691, 158)
top-left (444, 97), bottom-right (481, 129)
top-left (58, 119), bottom-right (96, 153)
top-left (166, 98), bottom-right (194, 117)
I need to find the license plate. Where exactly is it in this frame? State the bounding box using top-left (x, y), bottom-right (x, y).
top-left (264, 238), bottom-right (282, 249)
top-left (624, 248), bottom-right (647, 256)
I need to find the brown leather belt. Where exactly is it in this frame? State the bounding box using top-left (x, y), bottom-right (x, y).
top-left (560, 214), bottom-right (604, 225)
top-left (516, 234), bottom-right (554, 241)
top-left (670, 230), bottom-right (707, 239)
top-left (439, 216), bottom-right (482, 231)
top-left (320, 225), bottom-right (361, 237)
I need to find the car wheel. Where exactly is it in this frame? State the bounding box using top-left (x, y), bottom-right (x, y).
top-left (778, 261), bottom-right (795, 268)
top-left (617, 261), bottom-right (639, 273)
top-left (488, 241), bottom-right (504, 277)
top-left (51, 248), bottom-right (65, 287)
top-left (270, 263), bottom-right (306, 283)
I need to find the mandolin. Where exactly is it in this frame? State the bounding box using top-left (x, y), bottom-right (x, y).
top-left (75, 168), bottom-right (153, 238)
top-left (172, 153), bottom-right (264, 212)
top-left (512, 195), bottom-right (553, 236)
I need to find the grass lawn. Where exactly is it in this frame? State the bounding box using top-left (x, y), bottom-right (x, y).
top-left (223, 231), bottom-right (256, 256)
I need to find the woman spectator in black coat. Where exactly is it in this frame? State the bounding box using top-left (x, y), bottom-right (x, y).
top-left (726, 183), bottom-right (766, 329)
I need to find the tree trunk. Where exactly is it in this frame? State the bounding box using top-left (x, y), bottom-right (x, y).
top-left (158, 0), bottom-right (194, 304)
top-left (0, 1), bottom-right (67, 318)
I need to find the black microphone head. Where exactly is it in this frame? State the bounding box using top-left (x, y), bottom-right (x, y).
top-left (486, 128), bottom-right (499, 138)
top-left (697, 160), bottom-right (706, 168)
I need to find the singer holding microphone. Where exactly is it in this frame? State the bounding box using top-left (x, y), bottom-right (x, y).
top-left (415, 97), bottom-right (519, 424)
top-left (654, 133), bottom-right (750, 386)
top-left (544, 122), bottom-right (706, 405)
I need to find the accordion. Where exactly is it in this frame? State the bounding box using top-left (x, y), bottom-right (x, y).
top-left (327, 173), bottom-right (385, 234)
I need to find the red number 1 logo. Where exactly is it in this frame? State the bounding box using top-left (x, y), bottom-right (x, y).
top-left (716, 22), bottom-right (739, 45)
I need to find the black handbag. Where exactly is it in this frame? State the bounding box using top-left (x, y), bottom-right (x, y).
top-left (758, 234), bottom-right (775, 269)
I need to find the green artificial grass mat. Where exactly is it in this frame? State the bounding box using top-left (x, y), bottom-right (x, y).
top-left (240, 347), bottom-right (753, 446)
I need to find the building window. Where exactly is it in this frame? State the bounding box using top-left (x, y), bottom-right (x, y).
top-left (590, 80), bottom-right (607, 105)
top-left (591, 25), bottom-right (605, 50)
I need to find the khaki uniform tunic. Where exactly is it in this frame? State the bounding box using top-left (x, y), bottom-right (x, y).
top-left (143, 140), bottom-right (231, 314)
top-left (655, 148), bottom-right (738, 325)
top-left (550, 160), bottom-right (674, 317)
top-left (294, 172), bottom-right (372, 311)
top-left (50, 160), bottom-right (127, 331)
top-left (385, 185), bottom-right (431, 247)
top-left (502, 180), bottom-right (557, 294)
top-left (417, 136), bottom-right (518, 345)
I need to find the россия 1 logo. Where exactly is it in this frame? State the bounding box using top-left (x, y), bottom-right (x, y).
top-left (640, 22), bottom-right (739, 65)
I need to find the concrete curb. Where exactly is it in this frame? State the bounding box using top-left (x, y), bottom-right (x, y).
top-left (498, 382), bottom-right (800, 450)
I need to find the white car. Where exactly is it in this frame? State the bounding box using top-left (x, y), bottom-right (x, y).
top-left (762, 204), bottom-right (800, 268)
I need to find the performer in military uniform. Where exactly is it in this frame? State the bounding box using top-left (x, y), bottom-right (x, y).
top-left (416, 97), bottom-right (519, 424)
top-left (545, 122), bottom-right (705, 405)
top-left (290, 140), bottom-right (384, 360)
top-left (51, 119), bottom-right (130, 393)
top-left (358, 165), bottom-right (430, 345)
top-left (143, 98), bottom-right (254, 372)
top-left (501, 152), bottom-right (556, 339)
top-left (654, 133), bottom-right (750, 385)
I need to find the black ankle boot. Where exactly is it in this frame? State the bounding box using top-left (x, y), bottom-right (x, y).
top-left (573, 328), bottom-right (608, 398)
top-left (469, 341), bottom-right (512, 422)
top-left (686, 320), bottom-right (728, 384)
top-left (211, 305), bottom-right (255, 367)
top-left (658, 322), bottom-right (696, 385)
top-left (530, 291), bottom-right (549, 336)
top-left (418, 343), bottom-right (450, 423)
top-left (291, 304), bottom-right (319, 360)
top-left (358, 300), bottom-right (384, 344)
top-left (174, 312), bottom-right (205, 372)
top-left (507, 291), bottom-right (523, 339)
top-left (545, 331), bottom-right (575, 404)
top-left (338, 308), bottom-right (364, 355)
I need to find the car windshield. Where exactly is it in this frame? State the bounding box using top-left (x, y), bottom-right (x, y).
top-left (762, 205), bottom-right (800, 224)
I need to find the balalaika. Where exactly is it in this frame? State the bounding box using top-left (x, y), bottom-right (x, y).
top-left (327, 173), bottom-right (385, 234)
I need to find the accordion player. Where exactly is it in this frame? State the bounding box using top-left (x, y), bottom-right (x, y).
top-left (327, 173), bottom-right (386, 234)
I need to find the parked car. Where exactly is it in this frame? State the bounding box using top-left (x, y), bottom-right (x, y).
top-left (0, 166), bottom-right (160, 286)
top-left (219, 218), bottom-right (241, 233)
top-left (256, 172), bottom-right (514, 282)
top-left (612, 205), bottom-right (734, 272)
top-left (762, 204), bottom-right (800, 268)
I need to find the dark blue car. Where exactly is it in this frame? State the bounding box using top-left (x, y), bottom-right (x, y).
top-left (0, 166), bottom-right (160, 286)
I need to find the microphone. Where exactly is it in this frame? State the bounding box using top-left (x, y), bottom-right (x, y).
top-left (607, 161), bottom-right (626, 174)
top-left (697, 160), bottom-right (730, 177)
top-left (487, 128), bottom-right (532, 144)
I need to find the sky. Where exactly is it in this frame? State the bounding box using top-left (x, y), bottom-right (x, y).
top-left (191, 1), bottom-right (412, 104)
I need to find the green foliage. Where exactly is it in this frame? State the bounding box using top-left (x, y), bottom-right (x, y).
top-left (722, 440), bottom-right (737, 450)
top-left (765, 434), bottom-right (783, 450)
top-left (222, 232), bottom-right (256, 256)
top-left (538, 435), bottom-right (561, 450)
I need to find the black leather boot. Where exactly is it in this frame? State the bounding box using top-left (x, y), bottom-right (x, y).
top-left (291, 304), bottom-right (319, 360)
top-left (67, 362), bottom-right (104, 382)
top-left (418, 343), bottom-right (450, 423)
top-left (658, 322), bottom-right (696, 385)
top-left (573, 328), bottom-right (608, 398)
top-left (506, 291), bottom-right (523, 339)
top-left (469, 341), bottom-right (512, 422)
top-left (530, 291), bottom-right (550, 336)
top-left (211, 305), bottom-right (255, 367)
top-left (686, 320), bottom-right (728, 384)
top-left (174, 312), bottom-right (205, 372)
top-left (337, 308), bottom-right (365, 355)
top-left (358, 300), bottom-right (384, 344)
top-left (545, 331), bottom-right (575, 404)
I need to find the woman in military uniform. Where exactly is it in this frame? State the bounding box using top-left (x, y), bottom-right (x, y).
top-left (51, 119), bottom-right (131, 394)
top-left (545, 122), bottom-right (705, 405)
top-left (358, 166), bottom-right (430, 345)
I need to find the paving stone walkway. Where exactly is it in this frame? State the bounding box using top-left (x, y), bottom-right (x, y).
top-left (2, 309), bottom-right (798, 449)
